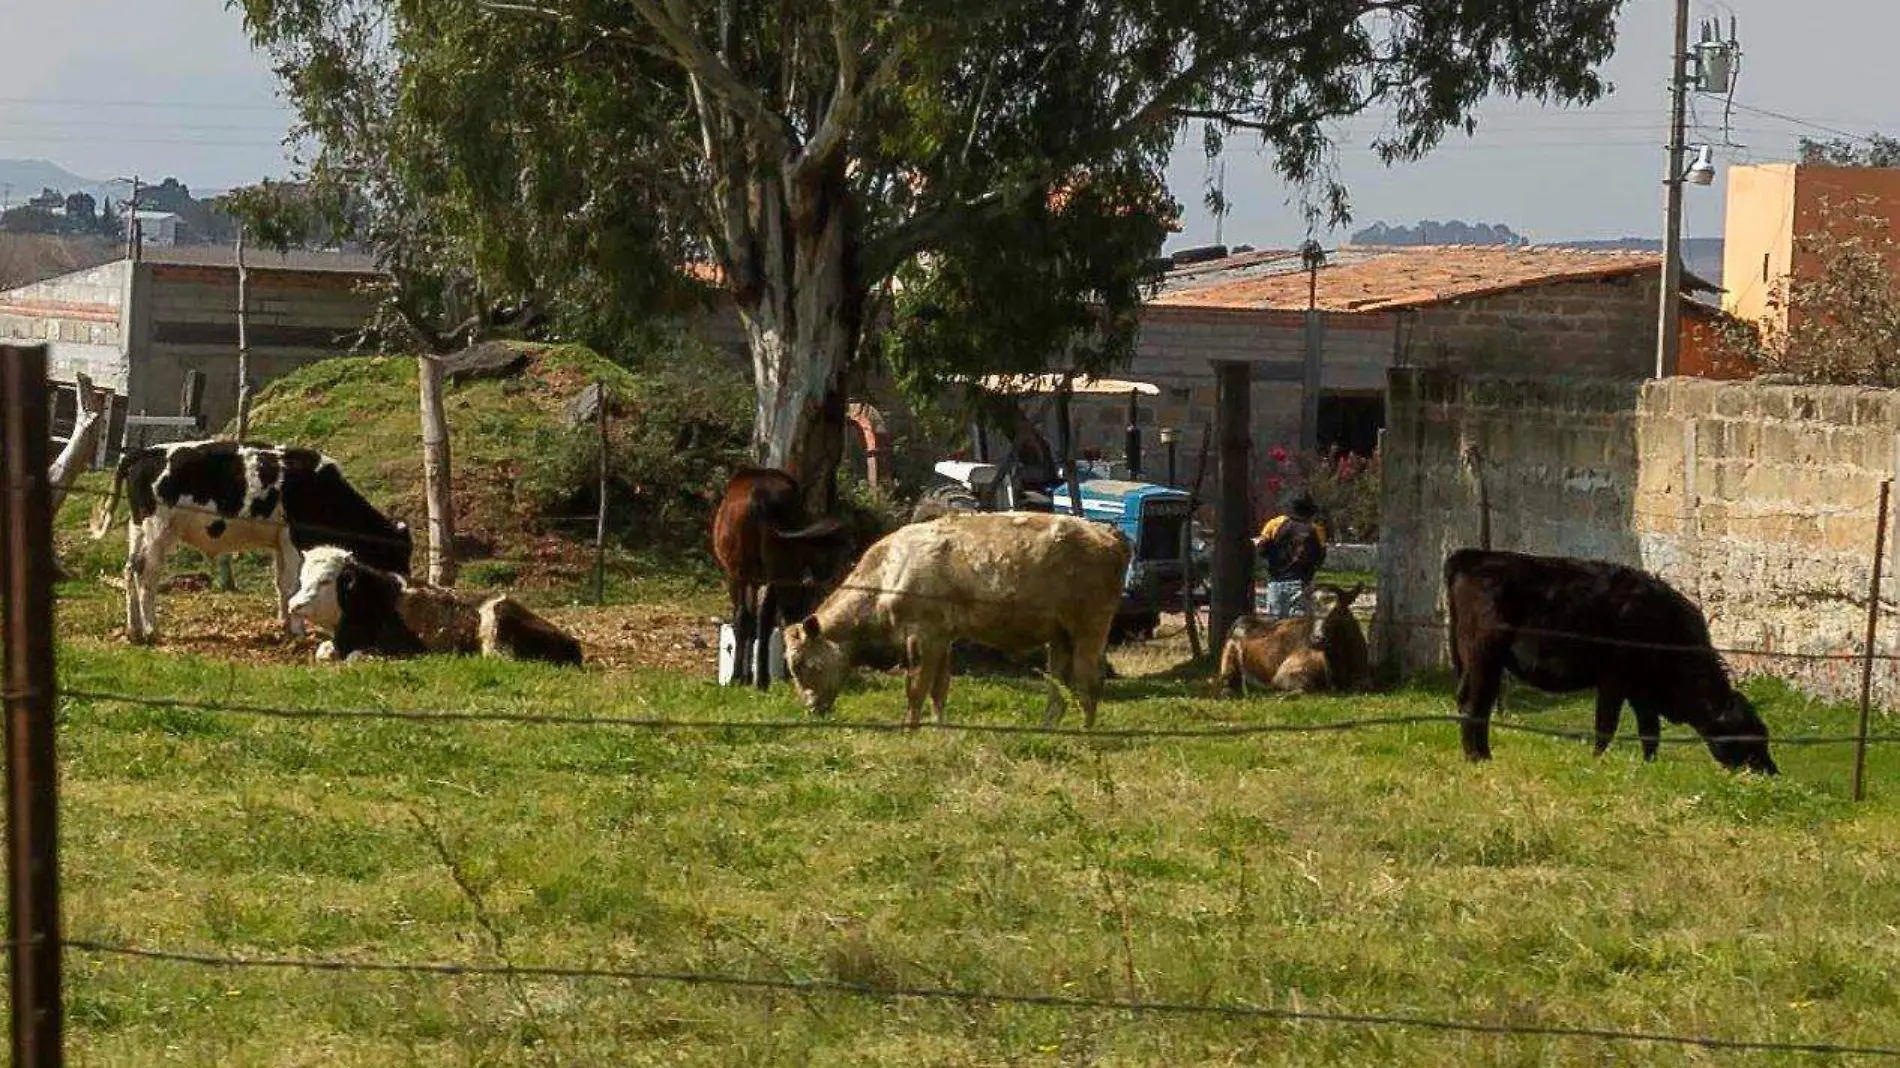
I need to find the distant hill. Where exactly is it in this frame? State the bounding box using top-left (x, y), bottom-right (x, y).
top-left (1352, 220), bottom-right (1530, 247)
top-left (0, 159), bottom-right (110, 205)
top-left (1546, 236), bottom-right (1725, 290)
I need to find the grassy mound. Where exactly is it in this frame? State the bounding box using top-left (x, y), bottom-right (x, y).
top-left (240, 342), bottom-right (749, 598)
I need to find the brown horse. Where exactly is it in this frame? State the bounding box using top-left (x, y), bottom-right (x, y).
top-left (711, 468), bottom-right (856, 690)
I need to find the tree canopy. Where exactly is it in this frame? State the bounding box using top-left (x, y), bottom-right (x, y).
top-left (237, 0), bottom-right (1626, 506)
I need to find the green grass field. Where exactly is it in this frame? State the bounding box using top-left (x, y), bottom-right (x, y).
top-left (32, 562), bottom-right (1900, 1067)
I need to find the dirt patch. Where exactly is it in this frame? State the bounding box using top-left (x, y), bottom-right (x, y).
top-left (544, 604), bottom-right (720, 675)
top-left (77, 584), bottom-right (723, 675)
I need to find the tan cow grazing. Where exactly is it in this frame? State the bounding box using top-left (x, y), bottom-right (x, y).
top-left (1218, 584), bottom-right (1370, 695)
top-left (781, 512), bottom-right (1130, 727)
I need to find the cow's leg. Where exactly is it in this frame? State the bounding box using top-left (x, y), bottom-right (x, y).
top-left (730, 584), bottom-right (755, 687)
top-left (925, 641), bottom-right (953, 724)
top-left (1068, 624), bottom-right (1113, 729)
top-left (1633, 702), bottom-right (1663, 763)
top-left (1593, 689), bottom-right (1625, 756)
top-left (127, 518), bottom-right (172, 645)
top-left (1456, 641), bottom-right (1506, 762)
top-left (902, 635), bottom-right (928, 728)
top-left (273, 535), bottom-right (307, 637)
top-left (753, 586), bottom-right (777, 691)
top-left (1042, 633), bottom-right (1076, 726)
top-left (122, 520), bottom-right (150, 643)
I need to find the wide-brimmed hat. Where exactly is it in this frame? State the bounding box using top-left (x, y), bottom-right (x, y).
top-left (1285, 491), bottom-right (1318, 519)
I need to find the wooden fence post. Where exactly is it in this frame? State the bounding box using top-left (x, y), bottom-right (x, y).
top-left (1210, 361), bottom-right (1254, 646)
top-left (1, 341), bottom-right (67, 1068)
top-left (594, 380), bottom-right (609, 607)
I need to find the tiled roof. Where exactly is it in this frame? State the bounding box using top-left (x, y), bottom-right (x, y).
top-left (1152, 244), bottom-right (1716, 312)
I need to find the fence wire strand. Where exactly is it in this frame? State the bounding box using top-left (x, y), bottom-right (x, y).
top-left (62, 939), bottom-right (1900, 1058)
top-left (61, 687), bottom-right (1900, 748)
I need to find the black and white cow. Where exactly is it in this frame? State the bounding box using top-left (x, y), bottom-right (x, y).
top-left (288, 546), bottom-right (583, 666)
top-left (89, 440), bottom-right (413, 644)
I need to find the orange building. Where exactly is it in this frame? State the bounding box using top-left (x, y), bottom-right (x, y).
top-left (1721, 162), bottom-right (1900, 334)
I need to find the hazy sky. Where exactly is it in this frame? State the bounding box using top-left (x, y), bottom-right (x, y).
top-left (1, 0), bottom-right (1893, 249)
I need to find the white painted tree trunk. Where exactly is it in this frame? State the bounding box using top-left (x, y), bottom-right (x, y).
top-left (417, 352), bottom-right (458, 586)
top-left (49, 372), bottom-right (105, 514)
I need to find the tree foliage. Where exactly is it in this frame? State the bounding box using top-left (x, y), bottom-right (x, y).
top-left (1798, 134), bottom-right (1900, 169)
top-left (1721, 196), bottom-right (1900, 386)
top-left (234, 0), bottom-right (1626, 506)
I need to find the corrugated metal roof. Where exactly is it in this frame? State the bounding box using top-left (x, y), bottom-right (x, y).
top-left (139, 245), bottom-right (382, 274)
top-left (1153, 244), bottom-right (1715, 312)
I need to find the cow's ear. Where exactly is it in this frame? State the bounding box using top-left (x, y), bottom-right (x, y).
top-left (335, 566), bottom-right (357, 603)
top-left (801, 615), bottom-right (822, 638)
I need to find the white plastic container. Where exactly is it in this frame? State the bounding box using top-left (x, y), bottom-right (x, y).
top-left (716, 623), bottom-right (788, 685)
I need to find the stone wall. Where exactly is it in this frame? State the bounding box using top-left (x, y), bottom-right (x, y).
top-left (1376, 369), bottom-right (1643, 674)
top-left (1380, 369), bottom-right (1900, 706)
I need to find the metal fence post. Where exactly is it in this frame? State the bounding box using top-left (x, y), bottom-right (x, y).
top-left (1853, 478), bottom-right (1892, 803)
top-left (1, 341), bottom-right (66, 1068)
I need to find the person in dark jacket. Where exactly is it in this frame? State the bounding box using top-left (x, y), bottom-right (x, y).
top-left (1255, 491), bottom-right (1328, 618)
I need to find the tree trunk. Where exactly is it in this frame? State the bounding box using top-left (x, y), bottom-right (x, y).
top-left (49, 373), bottom-right (105, 514)
top-left (737, 167), bottom-right (860, 517)
top-left (417, 352), bottom-right (458, 586)
top-left (234, 226), bottom-right (252, 439)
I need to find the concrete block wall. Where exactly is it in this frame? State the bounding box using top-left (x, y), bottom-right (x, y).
top-left (1408, 275), bottom-right (1660, 379)
top-left (1381, 369), bottom-right (1900, 707)
top-left (0, 260), bottom-right (130, 391)
top-left (1377, 369), bottom-right (1642, 674)
top-left (132, 264), bottom-right (381, 431)
top-left (1637, 378), bottom-right (1900, 703)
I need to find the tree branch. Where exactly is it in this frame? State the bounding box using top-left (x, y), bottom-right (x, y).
top-left (629, 0), bottom-right (795, 158)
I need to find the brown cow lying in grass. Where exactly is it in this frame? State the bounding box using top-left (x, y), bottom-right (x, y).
top-left (1217, 584), bottom-right (1369, 695)
top-left (288, 547), bottom-right (583, 666)
top-left (782, 512), bottom-right (1130, 727)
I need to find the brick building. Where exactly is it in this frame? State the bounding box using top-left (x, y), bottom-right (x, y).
top-left (1065, 244), bottom-right (1720, 484)
top-left (0, 245), bottom-right (381, 443)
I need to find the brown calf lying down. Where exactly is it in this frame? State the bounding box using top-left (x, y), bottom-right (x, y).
top-left (1218, 584), bottom-right (1369, 695)
top-left (288, 546), bottom-right (583, 666)
top-left (783, 511), bottom-right (1130, 727)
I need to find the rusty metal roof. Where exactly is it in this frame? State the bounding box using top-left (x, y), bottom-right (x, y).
top-left (1152, 244), bottom-right (1715, 313)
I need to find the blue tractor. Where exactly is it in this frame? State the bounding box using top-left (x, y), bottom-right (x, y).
top-left (916, 374), bottom-right (1208, 642)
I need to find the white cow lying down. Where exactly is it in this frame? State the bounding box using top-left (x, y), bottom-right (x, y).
top-left (288, 546), bottom-right (583, 666)
top-left (782, 511), bottom-right (1130, 727)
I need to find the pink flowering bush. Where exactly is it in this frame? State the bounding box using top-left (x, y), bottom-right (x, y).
top-left (1258, 444), bottom-right (1381, 542)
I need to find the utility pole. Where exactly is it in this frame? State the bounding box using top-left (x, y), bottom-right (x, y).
top-left (118, 176), bottom-right (144, 262)
top-left (1656, 0), bottom-right (1691, 379)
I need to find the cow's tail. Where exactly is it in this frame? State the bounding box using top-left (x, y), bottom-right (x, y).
top-left (87, 451), bottom-right (136, 540)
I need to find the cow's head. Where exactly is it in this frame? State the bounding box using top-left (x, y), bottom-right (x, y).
top-left (1704, 689), bottom-right (1778, 775)
top-left (357, 520), bottom-right (414, 577)
top-left (288, 546), bottom-right (356, 632)
top-left (782, 615), bottom-right (846, 716)
top-left (1306, 584), bottom-right (1364, 650)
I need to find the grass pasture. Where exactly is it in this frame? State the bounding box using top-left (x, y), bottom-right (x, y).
top-left (32, 572), bottom-right (1900, 1066)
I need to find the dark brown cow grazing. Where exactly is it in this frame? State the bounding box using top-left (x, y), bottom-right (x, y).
top-left (711, 468), bottom-right (856, 689)
top-left (1445, 548), bottom-right (1776, 773)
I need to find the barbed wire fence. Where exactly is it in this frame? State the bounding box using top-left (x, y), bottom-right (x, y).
top-left (12, 341), bottom-right (1900, 1061)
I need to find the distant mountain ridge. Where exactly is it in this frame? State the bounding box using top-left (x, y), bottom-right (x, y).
top-left (0, 159), bottom-right (121, 205)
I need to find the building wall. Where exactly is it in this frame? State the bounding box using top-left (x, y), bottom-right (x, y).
top-left (1721, 163), bottom-right (1798, 329)
top-left (1407, 274), bottom-right (1662, 379)
top-left (128, 263), bottom-right (381, 431)
top-left (0, 260), bottom-right (131, 391)
top-left (1722, 163), bottom-right (1900, 334)
top-left (1379, 369), bottom-right (1900, 705)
